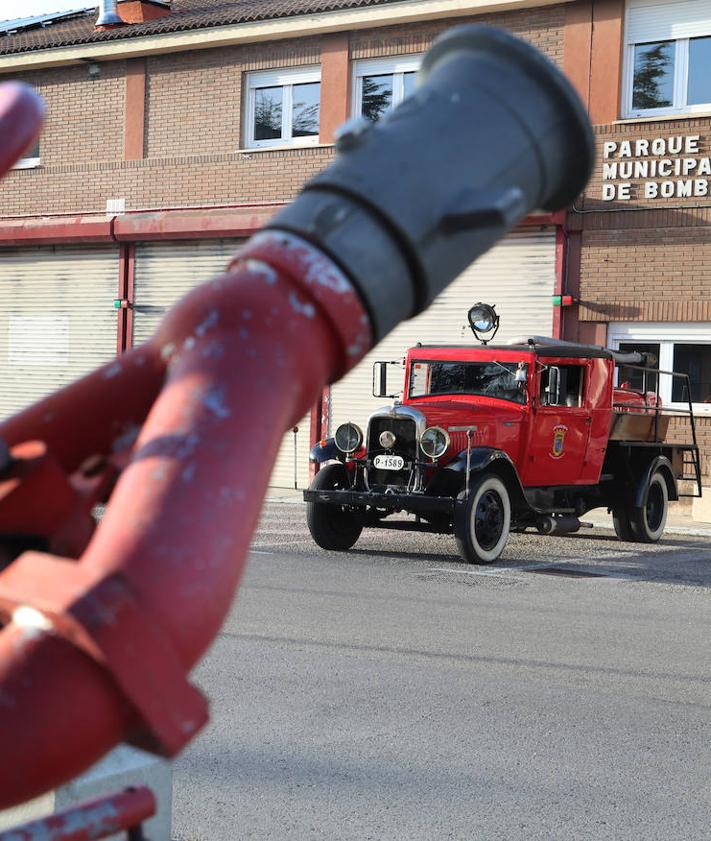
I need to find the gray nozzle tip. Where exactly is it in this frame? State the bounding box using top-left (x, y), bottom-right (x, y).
top-left (421, 24), bottom-right (595, 210)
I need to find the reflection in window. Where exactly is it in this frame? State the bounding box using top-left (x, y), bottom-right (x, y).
top-left (362, 74), bottom-right (393, 122)
top-left (671, 344), bottom-right (711, 403)
top-left (291, 82), bottom-right (320, 137)
top-left (409, 360), bottom-right (527, 405)
top-left (246, 69), bottom-right (320, 148)
top-left (687, 36), bottom-right (711, 105)
top-left (355, 58), bottom-right (421, 122)
top-left (254, 87), bottom-right (283, 141)
top-left (632, 41), bottom-right (674, 110)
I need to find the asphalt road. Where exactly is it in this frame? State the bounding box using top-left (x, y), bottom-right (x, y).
top-left (172, 502), bottom-right (711, 841)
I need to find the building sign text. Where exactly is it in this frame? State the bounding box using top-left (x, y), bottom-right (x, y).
top-left (601, 135), bottom-right (711, 201)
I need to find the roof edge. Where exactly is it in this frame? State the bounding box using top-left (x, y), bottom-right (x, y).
top-left (0, 0), bottom-right (572, 72)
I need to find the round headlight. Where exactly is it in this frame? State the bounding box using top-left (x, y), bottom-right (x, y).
top-left (379, 430), bottom-right (397, 449)
top-left (420, 426), bottom-right (450, 459)
top-left (334, 422), bottom-right (363, 453)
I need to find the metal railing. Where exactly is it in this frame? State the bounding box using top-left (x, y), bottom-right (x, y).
top-left (612, 364), bottom-right (702, 497)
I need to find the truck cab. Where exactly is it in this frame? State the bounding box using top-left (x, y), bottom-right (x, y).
top-left (304, 310), bottom-right (701, 564)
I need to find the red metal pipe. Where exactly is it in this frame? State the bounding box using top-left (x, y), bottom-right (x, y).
top-left (0, 786), bottom-right (156, 841)
top-left (0, 233), bottom-right (371, 808)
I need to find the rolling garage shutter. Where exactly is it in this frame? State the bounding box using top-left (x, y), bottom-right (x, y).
top-left (0, 245), bottom-right (119, 419)
top-left (133, 240), bottom-right (311, 489)
top-left (329, 229), bottom-right (557, 430)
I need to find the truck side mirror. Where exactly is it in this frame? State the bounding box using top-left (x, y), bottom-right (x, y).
top-left (372, 361), bottom-right (401, 398)
top-left (547, 366), bottom-right (561, 406)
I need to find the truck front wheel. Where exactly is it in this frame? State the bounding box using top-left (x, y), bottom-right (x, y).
top-left (628, 470), bottom-right (669, 543)
top-left (306, 463), bottom-right (363, 551)
top-left (454, 474), bottom-right (511, 564)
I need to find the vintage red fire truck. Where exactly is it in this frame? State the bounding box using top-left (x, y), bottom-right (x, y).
top-left (305, 305), bottom-right (702, 564)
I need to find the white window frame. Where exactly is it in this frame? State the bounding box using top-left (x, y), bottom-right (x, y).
top-left (622, 0), bottom-right (711, 118)
top-left (352, 55), bottom-right (422, 119)
top-left (13, 141), bottom-right (40, 170)
top-left (608, 322), bottom-right (711, 414)
top-left (244, 66), bottom-right (321, 150)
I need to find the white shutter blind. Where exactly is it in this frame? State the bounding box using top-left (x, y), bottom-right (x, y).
top-left (0, 245), bottom-right (119, 419)
top-left (133, 240), bottom-right (310, 489)
top-left (627, 0), bottom-right (711, 43)
top-left (329, 230), bottom-right (557, 432)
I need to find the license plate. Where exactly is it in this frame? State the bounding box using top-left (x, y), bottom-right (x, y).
top-left (373, 454), bottom-right (405, 470)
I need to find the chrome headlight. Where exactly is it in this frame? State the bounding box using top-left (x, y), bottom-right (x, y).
top-left (379, 430), bottom-right (397, 449)
top-left (334, 422), bottom-right (363, 453)
top-left (420, 426), bottom-right (450, 459)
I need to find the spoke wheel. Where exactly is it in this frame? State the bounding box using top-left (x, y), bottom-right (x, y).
top-left (306, 463), bottom-right (363, 551)
top-left (454, 474), bottom-right (511, 564)
top-left (628, 470), bottom-right (668, 543)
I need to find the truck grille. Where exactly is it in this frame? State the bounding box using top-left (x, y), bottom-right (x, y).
top-left (367, 416), bottom-right (417, 489)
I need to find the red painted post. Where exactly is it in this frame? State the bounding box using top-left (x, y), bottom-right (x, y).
top-left (0, 786), bottom-right (155, 841)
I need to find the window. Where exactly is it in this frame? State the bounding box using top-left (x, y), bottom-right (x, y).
top-left (409, 360), bottom-right (527, 405)
top-left (245, 67), bottom-right (320, 149)
top-left (539, 364), bottom-right (585, 407)
top-left (353, 56), bottom-right (421, 122)
top-left (14, 139), bottom-right (40, 169)
top-left (617, 341), bottom-right (659, 394)
top-left (624, 0), bottom-right (711, 117)
top-left (609, 323), bottom-right (711, 412)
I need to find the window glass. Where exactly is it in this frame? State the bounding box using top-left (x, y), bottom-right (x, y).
top-left (617, 342), bottom-right (660, 394)
top-left (409, 360), bottom-right (527, 405)
top-left (687, 36), bottom-right (711, 105)
top-left (671, 344), bottom-right (711, 403)
top-left (632, 41), bottom-right (674, 110)
top-left (254, 86), bottom-right (283, 141)
top-left (402, 71), bottom-right (417, 99)
top-left (539, 365), bottom-right (585, 407)
top-left (291, 82), bottom-right (320, 137)
top-left (361, 74), bottom-right (393, 121)
top-left (24, 140), bottom-right (40, 159)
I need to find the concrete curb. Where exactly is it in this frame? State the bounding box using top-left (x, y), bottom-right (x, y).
top-left (265, 491), bottom-right (711, 537)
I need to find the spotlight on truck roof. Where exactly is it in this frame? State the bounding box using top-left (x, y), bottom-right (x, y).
top-left (468, 303), bottom-right (499, 344)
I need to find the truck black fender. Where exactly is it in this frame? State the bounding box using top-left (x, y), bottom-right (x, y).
top-left (309, 438), bottom-right (344, 465)
top-left (635, 455), bottom-right (678, 506)
top-left (432, 447), bottom-right (529, 513)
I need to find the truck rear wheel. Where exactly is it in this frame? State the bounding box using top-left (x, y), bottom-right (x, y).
top-left (612, 508), bottom-right (635, 541)
top-left (628, 470), bottom-right (668, 543)
top-left (454, 474), bottom-right (511, 564)
top-left (306, 463), bottom-right (363, 551)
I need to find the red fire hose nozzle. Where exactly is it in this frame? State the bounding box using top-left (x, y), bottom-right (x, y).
top-left (0, 26), bottom-right (593, 808)
top-left (0, 232), bottom-right (371, 807)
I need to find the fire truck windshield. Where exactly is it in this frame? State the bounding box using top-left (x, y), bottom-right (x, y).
top-left (409, 360), bottom-right (528, 404)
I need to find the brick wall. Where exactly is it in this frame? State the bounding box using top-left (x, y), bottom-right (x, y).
top-left (144, 38), bottom-right (323, 158)
top-left (575, 118), bottom-right (711, 481)
top-left (578, 226), bottom-right (711, 323)
top-left (350, 4), bottom-right (565, 64)
top-left (0, 146), bottom-right (334, 215)
top-left (13, 62), bottom-right (126, 168)
top-left (668, 416), bottom-right (711, 483)
top-left (0, 4), bottom-right (566, 215)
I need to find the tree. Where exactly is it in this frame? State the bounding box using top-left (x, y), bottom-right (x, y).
top-left (633, 43), bottom-right (673, 109)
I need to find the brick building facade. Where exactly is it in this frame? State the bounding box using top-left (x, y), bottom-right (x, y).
top-left (0, 0), bottom-right (709, 507)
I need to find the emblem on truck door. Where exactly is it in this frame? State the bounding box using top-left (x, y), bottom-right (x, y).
top-left (551, 424), bottom-right (568, 458)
